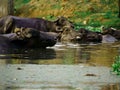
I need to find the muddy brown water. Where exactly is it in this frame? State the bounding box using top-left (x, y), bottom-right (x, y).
top-left (0, 42), bottom-right (120, 66)
top-left (0, 42), bottom-right (120, 90)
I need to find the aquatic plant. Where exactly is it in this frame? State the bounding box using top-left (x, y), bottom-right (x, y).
top-left (111, 55), bottom-right (120, 75)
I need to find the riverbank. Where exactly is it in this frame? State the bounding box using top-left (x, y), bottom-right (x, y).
top-left (14, 0), bottom-right (120, 29)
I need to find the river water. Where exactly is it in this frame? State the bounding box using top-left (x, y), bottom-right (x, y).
top-left (0, 42), bottom-right (120, 66)
top-left (0, 42), bottom-right (120, 90)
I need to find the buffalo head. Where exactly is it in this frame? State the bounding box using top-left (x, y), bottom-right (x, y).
top-left (78, 28), bottom-right (102, 42)
top-left (60, 26), bottom-right (80, 43)
top-left (54, 16), bottom-right (74, 32)
top-left (13, 27), bottom-right (58, 48)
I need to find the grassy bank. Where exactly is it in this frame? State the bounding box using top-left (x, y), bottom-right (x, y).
top-left (14, 0), bottom-right (120, 31)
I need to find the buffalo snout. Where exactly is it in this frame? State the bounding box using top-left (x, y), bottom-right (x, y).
top-left (60, 26), bottom-right (80, 42)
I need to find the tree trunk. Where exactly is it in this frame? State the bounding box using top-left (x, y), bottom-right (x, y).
top-left (8, 0), bottom-right (14, 15)
top-left (0, 0), bottom-right (14, 17)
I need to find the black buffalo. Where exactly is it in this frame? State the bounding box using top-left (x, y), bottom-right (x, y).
top-left (0, 27), bottom-right (57, 53)
top-left (0, 15), bottom-right (57, 33)
top-left (77, 28), bottom-right (102, 43)
top-left (0, 16), bottom-right (74, 34)
top-left (59, 26), bottom-right (80, 43)
top-left (0, 16), bottom-right (76, 43)
top-left (0, 16), bottom-right (63, 49)
top-left (102, 34), bottom-right (118, 43)
top-left (0, 33), bottom-right (20, 53)
top-left (11, 27), bottom-right (58, 48)
top-left (102, 27), bottom-right (120, 40)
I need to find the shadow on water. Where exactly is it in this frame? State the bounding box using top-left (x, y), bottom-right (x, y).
top-left (0, 48), bottom-right (56, 64)
top-left (0, 42), bottom-right (120, 66)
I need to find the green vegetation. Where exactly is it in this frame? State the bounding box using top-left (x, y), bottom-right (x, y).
top-left (14, 0), bottom-right (30, 9)
top-left (111, 55), bottom-right (120, 75)
top-left (14, 0), bottom-right (120, 32)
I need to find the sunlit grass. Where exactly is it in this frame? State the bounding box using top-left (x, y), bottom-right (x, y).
top-left (14, 0), bottom-right (120, 31)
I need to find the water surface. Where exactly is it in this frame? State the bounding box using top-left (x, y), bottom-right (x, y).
top-left (0, 42), bottom-right (120, 90)
top-left (0, 42), bottom-right (120, 66)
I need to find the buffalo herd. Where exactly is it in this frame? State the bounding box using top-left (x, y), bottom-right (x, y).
top-left (0, 15), bottom-right (119, 52)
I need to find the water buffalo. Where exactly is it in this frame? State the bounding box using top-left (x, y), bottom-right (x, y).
top-left (0, 16), bottom-right (76, 42)
top-left (102, 27), bottom-right (120, 40)
top-left (0, 33), bottom-right (20, 53)
top-left (12, 27), bottom-right (58, 48)
top-left (54, 16), bottom-right (74, 31)
top-left (0, 15), bottom-right (57, 33)
top-left (0, 27), bottom-right (58, 53)
top-left (0, 15), bottom-right (74, 34)
top-left (59, 26), bottom-right (80, 43)
top-left (77, 28), bottom-right (102, 43)
top-left (102, 34), bottom-right (118, 43)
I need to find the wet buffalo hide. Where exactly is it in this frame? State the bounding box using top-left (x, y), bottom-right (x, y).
top-left (0, 28), bottom-right (57, 54)
top-left (0, 16), bottom-right (74, 34)
top-left (0, 15), bottom-right (58, 33)
top-left (102, 27), bottom-right (120, 40)
top-left (77, 28), bottom-right (102, 43)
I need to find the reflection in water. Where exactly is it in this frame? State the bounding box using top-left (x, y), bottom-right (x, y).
top-left (0, 48), bottom-right (56, 64)
top-left (0, 48), bottom-right (56, 60)
top-left (0, 42), bottom-right (119, 66)
top-left (88, 43), bottom-right (120, 66)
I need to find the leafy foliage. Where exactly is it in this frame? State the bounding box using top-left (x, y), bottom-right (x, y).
top-left (111, 56), bottom-right (120, 75)
top-left (74, 23), bottom-right (101, 32)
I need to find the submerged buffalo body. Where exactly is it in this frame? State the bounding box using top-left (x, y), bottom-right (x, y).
top-left (11, 27), bottom-right (58, 48)
top-left (0, 28), bottom-right (57, 53)
top-left (0, 16), bottom-right (59, 49)
top-left (0, 16), bottom-right (83, 45)
top-left (102, 34), bottom-right (118, 43)
top-left (0, 16), bottom-right (76, 42)
top-left (0, 33), bottom-right (20, 53)
top-left (102, 27), bottom-right (120, 40)
top-left (77, 28), bottom-right (102, 43)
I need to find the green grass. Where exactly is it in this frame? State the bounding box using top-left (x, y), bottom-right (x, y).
top-left (74, 11), bottom-right (92, 18)
top-left (111, 55), bottom-right (120, 75)
top-left (14, 0), bottom-right (30, 9)
top-left (103, 18), bottom-right (120, 28)
top-left (74, 22), bottom-right (102, 32)
top-left (14, 0), bottom-right (120, 31)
